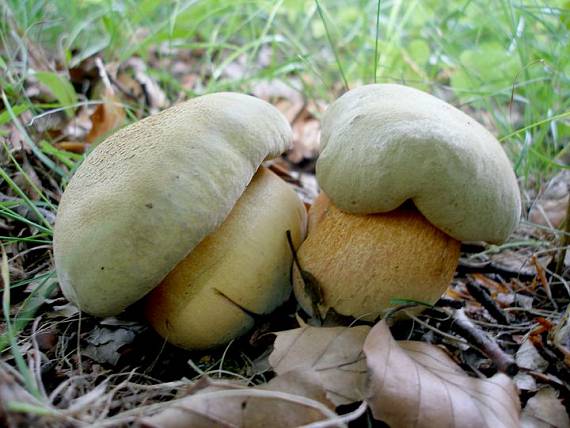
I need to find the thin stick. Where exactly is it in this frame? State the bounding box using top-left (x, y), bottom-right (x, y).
top-left (451, 309), bottom-right (518, 375)
top-left (466, 278), bottom-right (510, 325)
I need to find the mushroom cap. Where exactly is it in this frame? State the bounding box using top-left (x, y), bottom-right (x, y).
top-left (317, 84), bottom-right (521, 243)
top-left (54, 93), bottom-right (292, 317)
top-left (145, 168), bottom-right (307, 350)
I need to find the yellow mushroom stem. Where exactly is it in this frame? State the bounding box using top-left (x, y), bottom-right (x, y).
top-left (145, 168), bottom-right (307, 350)
top-left (293, 193), bottom-right (461, 321)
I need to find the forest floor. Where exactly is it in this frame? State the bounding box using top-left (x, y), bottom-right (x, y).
top-left (1, 1), bottom-right (569, 427)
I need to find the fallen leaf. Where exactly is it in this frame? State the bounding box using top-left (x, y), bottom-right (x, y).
top-left (125, 57), bottom-right (167, 113)
top-left (290, 116), bottom-right (320, 163)
top-left (116, 71), bottom-right (144, 99)
top-left (269, 324), bottom-right (370, 405)
top-left (141, 372), bottom-right (338, 428)
top-left (83, 324), bottom-right (144, 365)
top-left (521, 387), bottom-right (570, 428)
top-left (364, 320), bottom-right (520, 428)
top-left (86, 89), bottom-right (126, 144)
top-left (62, 105), bottom-right (93, 141)
top-left (275, 98), bottom-right (305, 123)
top-left (514, 373), bottom-right (538, 392)
top-left (516, 339), bottom-right (549, 371)
top-left (244, 370), bottom-right (336, 426)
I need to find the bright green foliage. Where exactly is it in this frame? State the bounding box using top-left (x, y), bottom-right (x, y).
top-left (33, 72), bottom-right (78, 116)
top-left (0, 0), bottom-right (567, 179)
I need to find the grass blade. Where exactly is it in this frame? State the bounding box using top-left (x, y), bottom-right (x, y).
top-left (373, 0), bottom-right (382, 83)
top-left (1, 247), bottom-right (41, 398)
top-left (1, 92), bottom-right (66, 177)
top-left (315, 0), bottom-right (349, 92)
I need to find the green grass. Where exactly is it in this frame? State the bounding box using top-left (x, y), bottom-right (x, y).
top-left (1, 0), bottom-right (568, 177)
top-left (0, 0), bottom-right (568, 402)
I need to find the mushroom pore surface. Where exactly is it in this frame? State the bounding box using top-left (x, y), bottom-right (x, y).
top-left (293, 194), bottom-right (460, 321)
top-left (146, 168), bottom-right (307, 349)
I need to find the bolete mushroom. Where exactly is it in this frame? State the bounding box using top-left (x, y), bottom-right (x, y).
top-left (293, 84), bottom-right (521, 321)
top-left (54, 93), bottom-right (307, 349)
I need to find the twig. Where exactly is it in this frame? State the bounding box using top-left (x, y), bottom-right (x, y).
top-left (531, 255), bottom-right (557, 310)
top-left (450, 309), bottom-right (518, 375)
top-left (94, 57), bottom-right (115, 95)
top-left (403, 311), bottom-right (470, 347)
top-left (457, 258), bottom-right (535, 280)
top-left (466, 277), bottom-right (510, 325)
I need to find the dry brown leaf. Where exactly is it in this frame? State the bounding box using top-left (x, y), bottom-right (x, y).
top-left (275, 98), bottom-right (305, 123)
top-left (116, 71), bottom-right (144, 99)
top-left (125, 57), bottom-right (167, 112)
top-left (244, 370), bottom-right (336, 427)
top-left (86, 89), bottom-right (126, 144)
top-left (269, 324), bottom-right (370, 406)
top-left (521, 387), bottom-right (570, 428)
top-left (290, 116), bottom-right (320, 163)
top-left (141, 371), bottom-right (339, 428)
top-left (364, 321), bottom-right (520, 428)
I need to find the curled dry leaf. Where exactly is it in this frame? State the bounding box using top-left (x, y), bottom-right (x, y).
top-left (141, 371), bottom-right (338, 428)
top-left (86, 89), bottom-right (126, 144)
top-left (269, 324), bottom-right (370, 406)
top-left (521, 387), bottom-right (570, 428)
top-left (364, 321), bottom-right (520, 428)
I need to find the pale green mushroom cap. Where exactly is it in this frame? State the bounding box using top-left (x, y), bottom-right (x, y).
top-left (54, 93), bottom-right (292, 317)
top-left (317, 84), bottom-right (521, 243)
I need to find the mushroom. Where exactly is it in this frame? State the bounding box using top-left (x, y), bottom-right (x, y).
top-left (292, 84), bottom-right (521, 321)
top-left (54, 93), bottom-right (307, 349)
